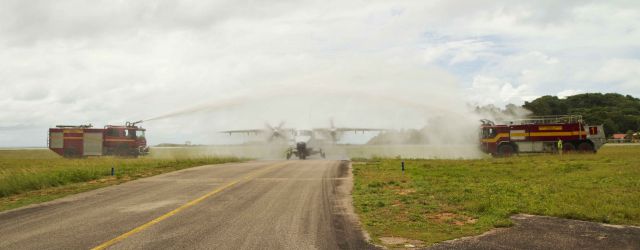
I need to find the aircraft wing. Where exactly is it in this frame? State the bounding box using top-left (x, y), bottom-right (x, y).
top-left (336, 128), bottom-right (386, 132)
top-left (220, 128), bottom-right (296, 137)
top-left (219, 129), bottom-right (265, 135)
top-left (313, 128), bottom-right (386, 132)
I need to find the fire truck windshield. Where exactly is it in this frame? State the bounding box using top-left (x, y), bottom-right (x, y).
top-left (481, 127), bottom-right (497, 139)
top-left (125, 129), bottom-right (140, 138)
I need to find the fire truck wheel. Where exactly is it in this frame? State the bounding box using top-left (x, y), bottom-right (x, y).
top-left (115, 144), bottom-right (130, 157)
top-left (63, 148), bottom-right (78, 158)
top-left (577, 142), bottom-right (594, 153)
top-left (563, 143), bottom-right (576, 153)
top-left (497, 144), bottom-right (516, 157)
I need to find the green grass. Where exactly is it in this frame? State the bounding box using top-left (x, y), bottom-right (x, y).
top-left (352, 145), bottom-right (640, 247)
top-left (0, 148), bottom-right (243, 211)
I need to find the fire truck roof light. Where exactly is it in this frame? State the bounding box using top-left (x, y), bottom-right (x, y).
top-left (55, 124), bottom-right (93, 128)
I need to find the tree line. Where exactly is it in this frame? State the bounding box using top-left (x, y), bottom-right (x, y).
top-left (523, 93), bottom-right (640, 136)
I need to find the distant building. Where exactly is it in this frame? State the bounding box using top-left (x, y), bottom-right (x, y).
top-left (610, 133), bottom-right (630, 143)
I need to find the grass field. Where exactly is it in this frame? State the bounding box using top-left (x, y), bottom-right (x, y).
top-left (352, 145), bottom-right (640, 247)
top-left (0, 148), bottom-right (242, 212)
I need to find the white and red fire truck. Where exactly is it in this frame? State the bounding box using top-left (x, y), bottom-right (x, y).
top-left (48, 121), bottom-right (149, 157)
top-left (480, 115), bottom-right (606, 156)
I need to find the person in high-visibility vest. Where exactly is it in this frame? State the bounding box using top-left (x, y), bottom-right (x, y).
top-left (557, 139), bottom-right (563, 155)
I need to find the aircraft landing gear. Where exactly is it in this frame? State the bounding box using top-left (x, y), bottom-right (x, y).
top-left (286, 148), bottom-right (293, 160)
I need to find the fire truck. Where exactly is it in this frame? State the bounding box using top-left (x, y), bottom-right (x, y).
top-left (480, 115), bottom-right (606, 156)
top-left (48, 121), bottom-right (149, 157)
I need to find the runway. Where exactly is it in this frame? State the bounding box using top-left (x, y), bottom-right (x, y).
top-left (0, 160), bottom-right (373, 249)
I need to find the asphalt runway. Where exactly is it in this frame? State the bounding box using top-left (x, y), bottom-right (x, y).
top-left (0, 160), bottom-right (374, 250)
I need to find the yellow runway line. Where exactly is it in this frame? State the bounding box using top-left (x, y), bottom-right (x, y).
top-left (91, 162), bottom-right (288, 250)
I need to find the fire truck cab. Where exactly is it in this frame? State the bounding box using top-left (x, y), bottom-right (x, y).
top-left (48, 121), bottom-right (149, 158)
top-left (480, 115), bottom-right (606, 156)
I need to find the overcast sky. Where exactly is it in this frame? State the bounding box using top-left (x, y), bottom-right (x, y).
top-left (1, 0), bottom-right (639, 147)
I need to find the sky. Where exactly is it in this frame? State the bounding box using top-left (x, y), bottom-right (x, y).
top-left (1, 0), bottom-right (639, 147)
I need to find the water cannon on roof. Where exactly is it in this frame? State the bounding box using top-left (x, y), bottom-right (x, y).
top-left (126, 120), bottom-right (144, 127)
top-left (480, 119), bottom-right (495, 126)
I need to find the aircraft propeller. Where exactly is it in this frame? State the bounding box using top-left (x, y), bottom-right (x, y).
top-left (265, 121), bottom-right (290, 141)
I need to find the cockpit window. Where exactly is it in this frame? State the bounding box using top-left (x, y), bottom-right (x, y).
top-left (297, 130), bottom-right (312, 136)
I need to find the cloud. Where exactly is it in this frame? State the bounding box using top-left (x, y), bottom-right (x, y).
top-left (424, 39), bottom-right (497, 65)
top-left (416, 0), bottom-right (640, 104)
top-left (0, 0), bottom-right (639, 147)
top-left (593, 58), bottom-right (640, 90)
top-left (467, 75), bottom-right (530, 106)
top-left (557, 89), bottom-right (584, 99)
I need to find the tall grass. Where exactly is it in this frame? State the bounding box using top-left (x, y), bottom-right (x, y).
top-left (0, 149), bottom-right (242, 198)
top-left (352, 145), bottom-right (640, 246)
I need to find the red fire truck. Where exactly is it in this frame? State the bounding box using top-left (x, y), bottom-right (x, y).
top-left (48, 121), bottom-right (149, 157)
top-left (480, 115), bottom-right (606, 156)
